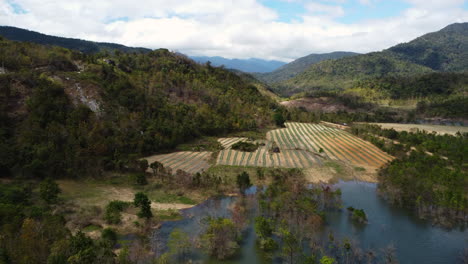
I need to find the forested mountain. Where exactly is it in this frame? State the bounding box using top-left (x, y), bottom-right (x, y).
top-left (0, 36), bottom-right (278, 178)
top-left (190, 56), bottom-right (286, 73)
top-left (273, 23), bottom-right (468, 99)
top-left (0, 26), bottom-right (151, 54)
top-left (387, 23), bottom-right (468, 71)
top-left (254, 51), bottom-right (359, 83)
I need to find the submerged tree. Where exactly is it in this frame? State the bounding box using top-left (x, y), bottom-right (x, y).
top-left (236, 171), bottom-right (251, 195)
top-left (201, 218), bottom-right (239, 260)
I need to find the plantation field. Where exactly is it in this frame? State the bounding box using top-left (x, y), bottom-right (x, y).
top-left (369, 123), bottom-right (468, 135)
top-left (275, 123), bottom-right (393, 169)
top-left (216, 122), bottom-right (392, 170)
top-left (144, 151), bottom-right (212, 174)
top-left (218, 137), bottom-right (248, 149)
top-left (216, 138), bottom-right (322, 168)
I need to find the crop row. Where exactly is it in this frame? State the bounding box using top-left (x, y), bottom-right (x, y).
top-left (144, 151), bottom-right (212, 174)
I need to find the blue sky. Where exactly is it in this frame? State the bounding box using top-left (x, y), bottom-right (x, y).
top-left (262, 0), bottom-right (414, 23)
top-left (1, 0), bottom-right (467, 61)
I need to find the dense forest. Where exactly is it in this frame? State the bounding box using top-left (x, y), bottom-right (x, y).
top-left (0, 36), bottom-right (279, 179)
top-left (270, 23), bottom-right (468, 112)
top-left (351, 124), bottom-right (468, 226)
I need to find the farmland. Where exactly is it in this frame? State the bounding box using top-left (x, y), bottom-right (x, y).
top-left (369, 123), bottom-right (468, 135)
top-left (144, 151), bottom-right (212, 174)
top-left (143, 123), bottom-right (393, 175)
top-left (217, 122), bottom-right (393, 170)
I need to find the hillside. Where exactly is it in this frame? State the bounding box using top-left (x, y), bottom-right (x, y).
top-left (387, 23), bottom-right (468, 71)
top-left (254, 51), bottom-right (359, 83)
top-left (0, 26), bottom-right (151, 54)
top-left (0, 37), bottom-right (278, 178)
top-left (273, 23), bottom-right (468, 98)
top-left (276, 52), bottom-right (434, 96)
top-left (190, 56), bottom-right (286, 73)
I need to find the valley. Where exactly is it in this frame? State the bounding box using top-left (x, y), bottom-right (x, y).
top-left (0, 21), bottom-right (466, 264)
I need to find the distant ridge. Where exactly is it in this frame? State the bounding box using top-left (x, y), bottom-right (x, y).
top-left (190, 56), bottom-right (286, 73)
top-left (253, 51), bottom-right (359, 83)
top-left (274, 22), bottom-right (468, 96)
top-left (0, 26), bottom-right (151, 54)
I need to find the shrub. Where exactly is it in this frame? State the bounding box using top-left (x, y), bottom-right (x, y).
top-left (132, 173), bottom-right (148, 186)
top-left (104, 200), bottom-right (129, 224)
top-left (133, 192), bottom-right (152, 219)
top-left (231, 141), bottom-right (258, 152)
top-left (101, 228), bottom-right (117, 245)
top-left (39, 178), bottom-right (61, 204)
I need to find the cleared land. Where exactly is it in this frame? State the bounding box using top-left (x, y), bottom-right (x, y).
top-left (282, 122), bottom-right (393, 169)
top-left (369, 123), bottom-right (468, 135)
top-left (217, 122), bottom-right (392, 170)
top-left (144, 123), bottom-right (392, 177)
top-left (216, 137), bottom-right (322, 168)
top-left (144, 151), bottom-right (212, 174)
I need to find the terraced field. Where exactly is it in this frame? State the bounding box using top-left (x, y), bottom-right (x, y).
top-left (144, 122), bottom-right (392, 174)
top-left (217, 122), bottom-right (392, 169)
top-left (144, 151), bottom-right (212, 174)
top-left (279, 122), bottom-right (393, 168)
top-left (369, 123), bottom-right (468, 135)
top-left (216, 137), bottom-right (322, 168)
top-left (218, 137), bottom-right (248, 149)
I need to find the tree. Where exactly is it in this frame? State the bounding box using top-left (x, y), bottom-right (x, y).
top-left (236, 171), bottom-right (251, 195)
top-left (280, 227), bottom-right (301, 264)
top-left (132, 173), bottom-right (147, 186)
top-left (320, 256), bottom-right (336, 264)
top-left (150, 161), bottom-right (163, 176)
top-left (273, 112), bottom-right (285, 127)
top-left (39, 178), bottom-right (61, 204)
top-left (167, 228), bottom-right (192, 262)
top-left (201, 218), bottom-right (239, 260)
top-left (133, 192), bottom-right (152, 219)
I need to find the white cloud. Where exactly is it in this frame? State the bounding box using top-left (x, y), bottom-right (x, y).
top-left (0, 0), bottom-right (466, 62)
top-left (305, 2), bottom-right (345, 17)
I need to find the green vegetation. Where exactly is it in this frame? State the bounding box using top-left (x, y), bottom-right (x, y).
top-left (104, 200), bottom-right (130, 224)
top-left (201, 217), bottom-right (240, 260)
top-left (254, 51), bottom-right (359, 84)
top-left (0, 182), bottom-right (116, 264)
top-left (236, 171), bottom-right (252, 194)
top-left (133, 193), bottom-right (152, 219)
top-left (0, 35), bottom-right (279, 179)
top-left (351, 124), bottom-right (467, 226)
top-left (275, 52), bottom-right (433, 96)
top-left (347, 207), bottom-right (368, 223)
top-left (39, 178), bottom-right (61, 204)
top-left (231, 141), bottom-right (259, 152)
top-left (269, 23), bottom-right (468, 120)
top-left (0, 26), bottom-right (151, 54)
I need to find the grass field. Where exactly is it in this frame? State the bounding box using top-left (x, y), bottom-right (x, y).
top-left (369, 123), bottom-right (468, 135)
top-left (143, 151), bottom-right (212, 174)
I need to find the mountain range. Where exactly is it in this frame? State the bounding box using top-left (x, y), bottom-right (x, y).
top-left (253, 51), bottom-right (359, 83)
top-left (190, 56), bottom-right (286, 73)
top-left (0, 26), bottom-right (151, 54)
top-left (273, 23), bottom-right (468, 96)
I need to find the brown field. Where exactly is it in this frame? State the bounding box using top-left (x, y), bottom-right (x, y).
top-left (369, 123), bottom-right (468, 135)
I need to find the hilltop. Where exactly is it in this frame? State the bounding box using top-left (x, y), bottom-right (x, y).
top-left (254, 51), bottom-right (359, 84)
top-left (0, 26), bottom-right (151, 54)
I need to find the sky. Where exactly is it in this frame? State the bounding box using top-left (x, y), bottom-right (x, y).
top-left (0, 0), bottom-right (467, 62)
